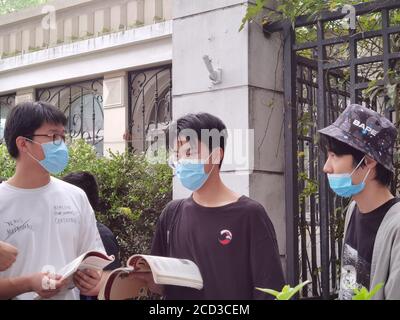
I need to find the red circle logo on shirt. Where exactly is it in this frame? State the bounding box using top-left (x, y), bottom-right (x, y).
top-left (218, 229), bottom-right (232, 245)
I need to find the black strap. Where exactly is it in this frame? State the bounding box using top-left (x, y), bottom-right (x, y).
top-left (166, 199), bottom-right (184, 256)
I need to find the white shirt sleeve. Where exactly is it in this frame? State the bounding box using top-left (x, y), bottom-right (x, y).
top-left (77, 192), bottom-right (106, 255)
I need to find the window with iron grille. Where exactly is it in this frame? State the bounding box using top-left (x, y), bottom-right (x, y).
top-left (128, 65), bottom-right (172, 156)
top-left (0, 94), bottom-right (15, 144)
top-left (36, 79), bottom-right (104, 155)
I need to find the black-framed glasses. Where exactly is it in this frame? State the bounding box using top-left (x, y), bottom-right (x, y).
top-left (25, 134), bottom-right (71, 146)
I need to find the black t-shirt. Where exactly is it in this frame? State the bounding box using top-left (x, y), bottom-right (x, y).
top-left (151, 195), bottom-right (285, 300)
top-left (339, 197), bottom-right (400, 300)
top-left (97, 222), bottom-right (122, 271)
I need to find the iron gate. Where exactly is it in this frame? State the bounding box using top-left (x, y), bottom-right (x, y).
top-left (264, 0), bottom-right (400, 299)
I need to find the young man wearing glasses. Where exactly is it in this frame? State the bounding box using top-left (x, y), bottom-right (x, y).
top-left (0, 101), bottom-right (106, 300)
top-left (136, 113), bottom-right (285, 299)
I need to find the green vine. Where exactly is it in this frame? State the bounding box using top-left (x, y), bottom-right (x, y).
top-left (240, 0), bottom-right (376, 32)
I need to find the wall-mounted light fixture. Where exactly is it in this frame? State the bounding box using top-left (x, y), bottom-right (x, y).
top-left (202, 55), bottom-right (222, 85)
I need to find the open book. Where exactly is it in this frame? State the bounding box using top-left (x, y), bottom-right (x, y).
top-left (57, 250), bottom-right (115, 286)
top-left (33, 250), bottom-right (114, 300)
top-left (98, 255), bottom-right (203, 300)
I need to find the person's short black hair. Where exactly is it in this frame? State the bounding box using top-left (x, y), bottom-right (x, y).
top-left (62, 171), bottom-right (100, 211)
top-left (174, 113), bottom-right (228, 168)
top-left (4, 101), bottom-right (67, 159)
top-left (320, 135), bottom-right (393, 187)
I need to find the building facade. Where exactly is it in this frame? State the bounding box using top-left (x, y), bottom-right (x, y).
top-left (0, 0), bottom-right (286, 275)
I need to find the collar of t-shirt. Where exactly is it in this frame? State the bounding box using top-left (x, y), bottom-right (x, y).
top-left (188, 194), bottom-right (246, 211)
top-left (355, 197), bottom-right (400, 219)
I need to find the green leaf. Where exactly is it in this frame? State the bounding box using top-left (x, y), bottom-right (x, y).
top-left (239, 0), bottom-right (266, 32)
top-left (255, 287), bottom-right (280, 297)
top-left (256, 280), bottom-right (311, 300)
top-left (0, 0), bottom-right (49, 15)
top-left (352, 283), bottom-right (384, 300)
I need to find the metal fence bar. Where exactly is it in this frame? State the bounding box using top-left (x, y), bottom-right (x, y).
top-left (316, 19), bottom-right (330, 300)
top-left (283, 24), bottom-right (300, 291)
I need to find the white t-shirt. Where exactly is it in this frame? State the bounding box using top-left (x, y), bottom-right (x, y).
top-left (0, 177), bottom-right (106, 300)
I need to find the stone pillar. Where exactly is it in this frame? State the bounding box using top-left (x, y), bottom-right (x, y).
top-left (172, 0), bottom-right (286, 271)
top-left (9, 31), bottom-right (22, 54)
top-left (78, 13), bottom-right (94, 38)
top-left (144, 0), bottom-right (158, 24)
top-left (0, 35), bottom-right (9, 57)
top-left (35, 25), bottom-right (45, 48)
top-left (21, 28), bottom-right (35, 53)
top-left (94, 8), bottom-right (111, 36)
top-left (127, 0), bottom-right (145, 27)
top-left (163, 0), bottom-right (172, 21)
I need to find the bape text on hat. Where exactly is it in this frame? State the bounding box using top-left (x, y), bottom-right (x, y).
top-left (318, 104), bottom-right (398, 172)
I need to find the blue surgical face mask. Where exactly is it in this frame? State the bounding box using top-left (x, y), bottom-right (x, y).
top-left (26, 138), bottom-right (69, 174)
top-left (327, 156), bottom-right (371, 198)
top-left (175, 152), bottom-right (215, 191)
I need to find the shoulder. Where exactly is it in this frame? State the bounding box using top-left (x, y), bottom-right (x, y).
top-left (51, 177), bottom-right (87, 198)
top-left (239, 196), bottom-right (269, 218)
top-left (372, 201), bottom-right (400, 248)
top-left (51, 177), bottom-right (92, 211)
top-left (237, 196), bottom-right (276, 232)
top-left (383, 201), bottom-right (400, 231)
top-left (0, 182), bottom-right (8, 193)
top-left (0, 180), bottom-right (17, 195)
top-left (160, 198), bottom-right (186, 219)
top-left (97, 222), bottom-right (118, 245)
top-left (238, 197), bottom-right (278, 240)
top-left (96, 222), bottom-right (113, 236)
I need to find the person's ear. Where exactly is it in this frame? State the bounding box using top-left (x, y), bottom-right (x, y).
top-left (364, 156), bottom-right (377, 170)
top-left (15, 136), bottom-right (29, 155)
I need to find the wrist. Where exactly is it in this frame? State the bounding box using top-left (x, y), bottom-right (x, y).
top-left (26, 273), bottom-right (36, 292)
top-left (8, 274), bottom-right (34, 294)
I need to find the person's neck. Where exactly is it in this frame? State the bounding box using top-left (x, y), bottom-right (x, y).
top-left (8, 162), bottom-right (51, 189)
top-left (192, 170), bottom-right (240, 207)
top-left (353, 180), bottom-right (394, 213)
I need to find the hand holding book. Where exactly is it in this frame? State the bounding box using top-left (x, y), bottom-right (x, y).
top-left (98, 254), bottom-right (203, 300)
top-left (73, 268), bottom-right (103, 296)
top-left (129, 272), bottom-right (164, 296)
top-left (33, 250), bottom-right (114, 299)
